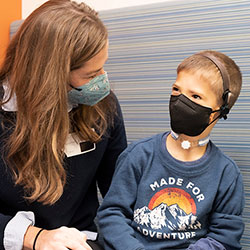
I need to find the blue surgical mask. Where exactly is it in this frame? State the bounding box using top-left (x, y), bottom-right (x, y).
top-left (68, 72), bottom-right (110, 106)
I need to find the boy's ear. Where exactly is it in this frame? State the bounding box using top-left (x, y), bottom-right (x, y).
top-left (220, 90), bottom-right (231, 120)
top-left (209, 109), bottom-right (220, 123)
top-left (219, 104), bottom-right (230, 120)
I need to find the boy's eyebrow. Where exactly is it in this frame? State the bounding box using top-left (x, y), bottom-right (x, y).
top-left (189, 89), bottom-right (205, 97)
top-left (172, 83), bottom-right (180, 88)
top-left (172, 83), bottom-right (205, 97)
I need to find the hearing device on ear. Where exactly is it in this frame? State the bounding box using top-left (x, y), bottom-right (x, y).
top-left (197, 52), bottom-right (231, 120)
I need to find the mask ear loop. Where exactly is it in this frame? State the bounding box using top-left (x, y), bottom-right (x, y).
top-left (69, 84), bottom-right (81, 91)
top-left (207, 108), bottom-right (222, 126)
top-left (197, 53), bottom-right (231, 120)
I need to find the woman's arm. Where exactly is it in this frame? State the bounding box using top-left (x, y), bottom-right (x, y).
top-left (0, 212), bottom-right (91, 250)
top-left (3, 212), bottom-right (34, 250)
top-left (23, 226), bottom-right (92, 250)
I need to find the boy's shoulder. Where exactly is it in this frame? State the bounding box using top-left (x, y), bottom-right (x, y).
top-left (210, 140), bottom-right (241, 176)
top-left (117, 132), bottom-right (166, 162)
top-left (126, 132), bottom-right (165, 153)
top-left (115, 133), bottom-right (166, 173)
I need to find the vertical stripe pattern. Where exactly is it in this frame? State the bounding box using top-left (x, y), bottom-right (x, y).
top-left (100, 0), bottom-right (250, 247)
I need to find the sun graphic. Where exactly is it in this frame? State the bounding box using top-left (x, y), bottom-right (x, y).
top-left (148, 187), bottom-right (196, 215)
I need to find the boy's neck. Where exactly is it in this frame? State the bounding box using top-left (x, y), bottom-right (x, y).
top-left (166, 132), bottom-right (209, 162)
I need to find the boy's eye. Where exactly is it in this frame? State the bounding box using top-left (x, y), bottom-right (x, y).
top-left (192, 94), bottom-right (201, 99)
top-left (172, 86), bottom-right (179, 93)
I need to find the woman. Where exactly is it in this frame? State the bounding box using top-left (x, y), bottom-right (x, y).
top-left (0, 0), bottom-right (127, 249)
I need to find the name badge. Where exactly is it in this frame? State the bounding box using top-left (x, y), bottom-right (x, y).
top-left (64, 133), bottom-right (96, 157)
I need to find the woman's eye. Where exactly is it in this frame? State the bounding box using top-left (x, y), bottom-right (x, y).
top-left (89, 75), bottom-right (96, 79)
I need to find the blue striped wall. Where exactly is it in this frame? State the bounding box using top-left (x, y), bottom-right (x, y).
top-left (100, 0), bottom-right (250, 248)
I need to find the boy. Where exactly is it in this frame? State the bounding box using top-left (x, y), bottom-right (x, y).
top-left (97, 50), bottom-right (244, 250)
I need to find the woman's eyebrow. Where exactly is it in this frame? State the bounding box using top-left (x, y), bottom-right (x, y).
top-left (85, 67), bottom-right (103, 76)
top-left (85, 58), bottom-right (108, 76)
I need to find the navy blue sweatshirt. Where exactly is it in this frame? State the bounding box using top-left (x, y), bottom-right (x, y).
top-left (0, 95), bottom-right (127, 249)
top-left (98, 132), bottom-right (244, 250)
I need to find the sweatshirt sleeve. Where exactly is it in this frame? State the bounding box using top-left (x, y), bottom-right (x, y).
top-left (97, 149), bottom-right (145, 250)
top-left (207, 172), bottom-right (244, 249)
top-left (191, 171), bottom-right (244, 250)
top-left (187, 237), bottom-right (226, 250)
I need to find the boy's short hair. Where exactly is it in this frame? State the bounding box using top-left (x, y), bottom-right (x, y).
top-left (177, 50), bottom-right (242, 110)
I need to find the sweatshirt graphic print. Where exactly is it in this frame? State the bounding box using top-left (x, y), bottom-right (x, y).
top-left (134, 177), bottom-right (203, 241)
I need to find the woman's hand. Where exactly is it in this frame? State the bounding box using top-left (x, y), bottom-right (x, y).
top-left (23, 226), bottom-right (92, 250)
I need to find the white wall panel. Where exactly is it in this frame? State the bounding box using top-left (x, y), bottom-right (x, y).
top-left (22, 0), bottom-right (47, 19)
top-left (22, 0), bottom-right (174, 18)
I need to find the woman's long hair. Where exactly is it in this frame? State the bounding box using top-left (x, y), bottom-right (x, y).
top-left (0, 0), bottom-right (114, 205)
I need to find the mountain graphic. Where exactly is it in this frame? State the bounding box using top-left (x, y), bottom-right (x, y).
top-left (134, 203), bottom-right (201, 231)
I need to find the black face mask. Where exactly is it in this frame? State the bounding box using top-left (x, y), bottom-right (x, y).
top-left (169, 94), bottom-right (220, 136)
